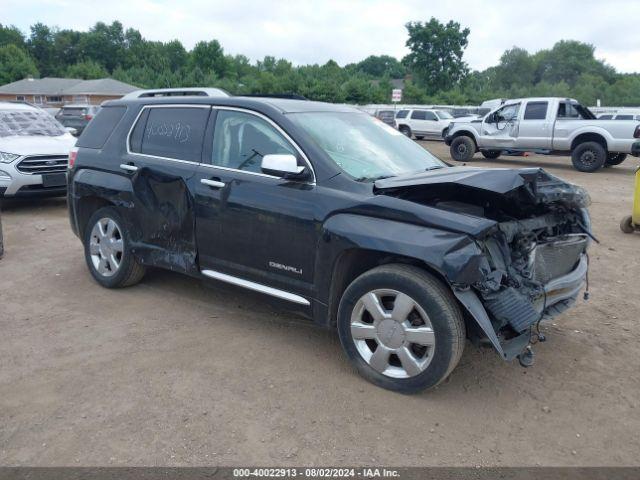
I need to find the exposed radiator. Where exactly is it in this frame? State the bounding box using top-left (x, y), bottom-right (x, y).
top-left (531, 235), bottom-right (588, 284)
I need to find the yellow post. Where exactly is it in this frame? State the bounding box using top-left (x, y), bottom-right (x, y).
top-left (633, 167), bottom-right (640, 227)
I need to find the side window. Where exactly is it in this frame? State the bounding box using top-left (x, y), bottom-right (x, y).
top-left (410, 110), bottom-right (426, 120)
top-left (523, 102), bottom-right (548, 120)
top-left (558, 102), bottom-right (583, 119)
top-left (495, 104), bottom-right (520, 122)
top-left (77, 106), bottom-right (127, 149)
top-left (136, 107), bottom-right (210, 162)
top-left (423, 111), bottom-right (437, 121)
top-left (395, 110), bottom-right (409, 119)
top-left (211, 110), bottom-right (296, 174)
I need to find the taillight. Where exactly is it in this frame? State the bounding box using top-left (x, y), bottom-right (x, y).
top-left (634, 125), bottom-right (640, 138)
top-left (84, 114), bottom-right (93, 120)
top-left (68, 147), bottom-right (78, 169)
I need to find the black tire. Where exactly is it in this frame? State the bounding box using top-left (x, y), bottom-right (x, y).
top-left (450, 136), bottom-right (475, 162)
top-left (398, 125), bottom-right (412, 138)
top-left (83, 206), bottom-right (146, 288)
top-left (415, 135), bottom-right (425, 140)
top-left (606, 153), bottom-right (627, 166)
top-left (337, 264), bottom-right (465, 394)
top-left (481, 150), bottom-right (501, 159)
top-left (620, 215), bottom-right (635, 234)
top-left (571, 141), bottom-right (606, 172)
top-left (441, 128), bottom-right (449, 139)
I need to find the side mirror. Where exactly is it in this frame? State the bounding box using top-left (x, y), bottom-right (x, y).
top-left (261, 154), bottom-right (306, 178)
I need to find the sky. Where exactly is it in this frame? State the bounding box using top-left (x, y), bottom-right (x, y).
top-left (3, 0), bottom-right (640, 73)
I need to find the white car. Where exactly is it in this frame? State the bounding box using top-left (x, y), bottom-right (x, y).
top-left (395, 108), bottom-right (457, 140)
top-left (0, 102), bottom-right (76, 197)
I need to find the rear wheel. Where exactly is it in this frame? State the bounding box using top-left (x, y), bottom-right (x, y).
top-left (620, 215), bottom-right (635, 234)
top-left (337, 264), bottom-right (465, 393)
top-left (606, 153), bottom-right (627, 166)
top-left (398, 125), bottom-right (412, 138)
top-left (450, 136), bottom-right (475, 162)
top-left (83, 207), bottom-right (146, 288)
top-left (571, 141), bottom-right (606, 172)
top-left (481, 150), bottom-right (501, 159)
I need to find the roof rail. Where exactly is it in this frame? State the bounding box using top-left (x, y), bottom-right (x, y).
top-left (241, 93), bottom-right (308, 100)
top-left (122, 87), bottom-right (231, 100)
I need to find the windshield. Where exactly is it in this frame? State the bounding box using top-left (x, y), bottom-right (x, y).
top-left (0, 109), bottom-right (66, 137)
top-left (289, 112), bottom-right (445, 181)
top-left (435, 110), bottom-right (453, 119)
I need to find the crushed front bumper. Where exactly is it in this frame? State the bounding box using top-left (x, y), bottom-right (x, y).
top-left (453, 254), bottom-right (588, 361)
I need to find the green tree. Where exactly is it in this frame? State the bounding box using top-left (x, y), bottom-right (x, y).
top-left (356, 55), bottom-right (405, 78)
top-left (190, 40), bottom-right (228, 76)
top-left (534, 40), bottom-right (615, 86)
top-left (493, 47), bottom-right (535, 89)
top-left (79, 21), bottom-right (126, 72)
top-left (27, 23), bottom-right (55, 76)
top-left (0, 24), bottom-right (25, 49)
top-left (66, 60), bottom-right (108, 79)
top-left (0, 44), bottom-right (39, 84)
top-left (403, 18), bottom-right (470, 93)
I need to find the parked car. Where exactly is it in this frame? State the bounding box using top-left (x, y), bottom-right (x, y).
top-left (374, 109), bottom-right (397, 127)
top-left (446, 97), bottom-right (640, 172)
top-left (598, 113), bottom-right (640, 121)
top-left (55, 104), bottom-right (101, 136)
top-left (395, 108), bottom-right (457, 140)
top-left (68, 95), bottom-right (591, 392)
top-left (0, 102), bottom-right (76, 198)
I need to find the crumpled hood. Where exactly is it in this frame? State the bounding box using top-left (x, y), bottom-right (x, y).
top-left (374, 166), bottom-right (590, 209)
top-left (0, 134), bottom-right (77, 156)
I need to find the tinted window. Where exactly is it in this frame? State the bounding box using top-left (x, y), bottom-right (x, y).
top-left (211, 110), bottom-right (296, 173)
top-left (557, 102), bottom-right (584, 119)
top-left (77, 106), bottom-right (127, 149)
top-left (395, 110), bottom-right (409, 119)
top-left (615, 115), bottom-right (634, 120)
top-left (137, 107), bottom-right (210, 162)
top-left (599, 115), bottom-right (613, 120)
top-left (411, 110), bottom-right (426, 120)
top-left (524, 102), bottom-right (548, 120)
top-left (423, 111), bottom-right (437, 121)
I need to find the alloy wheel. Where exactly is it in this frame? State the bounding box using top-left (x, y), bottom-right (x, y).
top-left (89, 218), bottom-right (124, 277)
top-left (350, 289), bottom-right (436, 379)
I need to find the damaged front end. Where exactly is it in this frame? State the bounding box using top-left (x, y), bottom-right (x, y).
top-left (376, 167), bottom-right (592, 361)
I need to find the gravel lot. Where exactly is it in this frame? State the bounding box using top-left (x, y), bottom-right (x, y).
top-left (1, 142), bottom-right (639, 467)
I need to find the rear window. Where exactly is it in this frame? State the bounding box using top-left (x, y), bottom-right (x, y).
top-left (524, 101), bottom-right (548, 120)
top-left (61, 107), bottom-right (87, 116)
top-left (133, 106), bottom-right (210, 162)
top-left (76, 106), bottom-right (127, 149)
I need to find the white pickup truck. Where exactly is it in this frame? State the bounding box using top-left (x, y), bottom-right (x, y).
top-left (445, 97), bottom-right (640, 172)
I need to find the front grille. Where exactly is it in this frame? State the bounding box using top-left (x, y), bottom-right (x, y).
top-left (17, 155), bottom-right (68, 175)
top-left (531, 235), bottom-right (588, 284)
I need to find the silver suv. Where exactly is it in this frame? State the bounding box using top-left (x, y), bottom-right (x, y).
top-left (0, 102), bottom-right (76, 198)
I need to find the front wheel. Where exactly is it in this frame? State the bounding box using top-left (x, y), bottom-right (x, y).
top-left (481, 150), bottom-right (501, 159)
top-left (571, 141), bottom-right (606, 172)
top-left (337, 264), bottom-right (465, 393)
top-left (83, 207), bottom-right (146, 288)
top-left (606, 153), bottom-right (627, 166)
top-left (450, 136), bottom-right (475, 162)
top-left (398, 125), bottom-right (412, 138)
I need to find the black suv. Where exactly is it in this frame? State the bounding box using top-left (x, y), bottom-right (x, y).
top-left (68, 95), bottom-right (591, 392)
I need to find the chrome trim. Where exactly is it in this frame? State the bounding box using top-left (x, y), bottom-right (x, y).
top-left (120, 164), bottom-right (138, 172)
top-left (124, 103), bottom-right (316, 184)
top-left (201, 269), bottom-right (310, 305)
top-left (211, 106), bottom-right (316, 184)
top-left (200, 178), bottom-right (225, 188)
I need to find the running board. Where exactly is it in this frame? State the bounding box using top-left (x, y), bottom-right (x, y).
top-left (201, 269), bottom-right (310, 305)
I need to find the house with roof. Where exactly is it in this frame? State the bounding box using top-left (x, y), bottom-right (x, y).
top-left (0, 76), bottom-right (139, 106)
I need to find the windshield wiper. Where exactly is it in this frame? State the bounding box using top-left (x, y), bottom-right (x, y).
top-left (425, 166), bottom-right (444, 171)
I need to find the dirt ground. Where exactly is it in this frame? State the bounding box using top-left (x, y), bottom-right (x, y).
top-left (1, 142), bottom-right (639, 467)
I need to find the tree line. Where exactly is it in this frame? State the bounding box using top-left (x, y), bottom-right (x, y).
top-left (1, 18), bottom-right (638, 106)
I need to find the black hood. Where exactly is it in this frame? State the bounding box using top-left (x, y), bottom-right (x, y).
top-left (374, 166), bottom-right (591, 211)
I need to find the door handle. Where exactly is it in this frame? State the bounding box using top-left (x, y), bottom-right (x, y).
top-left (120, 163), bottom-right (138, 173)
top-left (201, 178), bottom-right (226, 188)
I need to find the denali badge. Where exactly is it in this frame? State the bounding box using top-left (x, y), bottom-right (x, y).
top-left (269, 261), bottom-right (302, 275)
